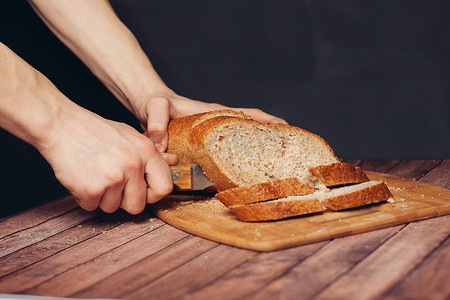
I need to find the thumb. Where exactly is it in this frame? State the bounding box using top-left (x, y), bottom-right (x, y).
top-left (146, 97), bottom-right (170, 152)
top-left (160, 152), bottom-right (178, 166)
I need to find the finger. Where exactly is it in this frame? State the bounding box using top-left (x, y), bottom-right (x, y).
top-left (72, 193), bottom-right (101, 212)
top-left (238, 108), bottom-right (288, 124)
top-left (120, 177), bottom-right (147, 215)
top-left (116, 154), bottom-right (147, 215)
top-left (267, 117), bottom-right (288, 125)
top-left (145, 151), bottom-right (173, 204)
top-left (161, 152), bottom-right (178, 166)
top-left (98, 182), bottom-right (125, 213)
top-left (146, 97), bottom-right (170, 152)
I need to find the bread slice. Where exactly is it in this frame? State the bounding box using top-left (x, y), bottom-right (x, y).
top-left (182, 114), bottom-right (340, 190)
top-left (309, 163), bottom-right (369, 187)
top-left (215, 178), bottom-right (316, 207)
top-left (216, 163), bottom-right (370, 206)
top-left (228, 181), bottom-right (392, 222)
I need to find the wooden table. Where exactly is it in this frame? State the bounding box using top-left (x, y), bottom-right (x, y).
top-left (0, 160), bottom-right (448, 300)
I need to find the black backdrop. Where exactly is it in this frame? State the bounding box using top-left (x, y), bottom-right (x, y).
top-left (1, 0), bottom-right (449, 217)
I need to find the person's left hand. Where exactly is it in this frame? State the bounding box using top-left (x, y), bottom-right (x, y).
top-left (133, 89), bottom-right (288, 152)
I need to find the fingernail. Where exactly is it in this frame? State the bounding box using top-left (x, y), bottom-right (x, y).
top-left (155, 143), bottom-right (164, 152)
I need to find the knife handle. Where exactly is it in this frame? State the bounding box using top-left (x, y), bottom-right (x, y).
top-left (169, 165), bottom-right (193, 191)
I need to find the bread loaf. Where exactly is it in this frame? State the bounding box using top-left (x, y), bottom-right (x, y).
top-left (168, 111), bottom-right (340, 190)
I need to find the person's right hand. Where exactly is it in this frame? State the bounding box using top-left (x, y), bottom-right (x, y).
top-left (38, 106), bottom-right (177, 214)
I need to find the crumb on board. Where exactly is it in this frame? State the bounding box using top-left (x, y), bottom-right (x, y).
top-left (389, 186), bottom-right (407, 192)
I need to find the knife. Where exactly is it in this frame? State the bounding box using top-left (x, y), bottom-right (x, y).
top-left (169, 164), bottom-right (215, 191)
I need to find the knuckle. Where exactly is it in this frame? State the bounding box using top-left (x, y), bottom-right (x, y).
top-left (142, 140), bottom-right (159, 156)
top-left (126, 156), bottom-right (143, 173)
top-left (155, 182), bottom-right (174, 197)
top-left (83, 186), bottom-right (104, 200)
top-left (149, 96), bottom-right (170, 106)
top-left (105, 170), bottom-right (125, 187)
top-left (147, 122), bottom-right (167, 134)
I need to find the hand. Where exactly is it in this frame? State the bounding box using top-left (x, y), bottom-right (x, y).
top-left (133, 89), bottom-right (288, 152)
top-left (38, 107), bottom-right (177, 214)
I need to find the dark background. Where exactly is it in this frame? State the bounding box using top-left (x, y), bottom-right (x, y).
top-left (1, 0), bottom-right (449, 217)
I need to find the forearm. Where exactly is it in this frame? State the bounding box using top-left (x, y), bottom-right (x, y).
top-left (27, 0), bottom-right (170, 115)
top-left (0, 42), bottom-right (75, 150)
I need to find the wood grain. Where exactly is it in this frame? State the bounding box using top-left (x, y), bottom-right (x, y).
top-left (0, 212), bottom-right (164, 294)
top-left (0, 196), bottom-right (77, 238)
top-left (25, 224), bottom-right (189, 297)
top-left (385, 160), bottom-right (442, 180)
top-left (383, 236), bottom-right (450, 300)
top-left (420, 160), bottom-right (450, 189)
top-left (72, 236), bottom-right (218, 299)
top-left (185, 241), bottom-right (328, 300)
top-left (313, 215), bottom-right (450, 300)
top-left (150, 171), bottom-right (450, 251)
top-left (127, 245), bottom-right (256, 300)
top-left (247, 226), bottom-right (403, 300)
top-left (0, 207), bottom-right (98, 258)
top-left (0, 210), bottom-right (131, 278)
top-left (358, 160), bottom-right (402, 173)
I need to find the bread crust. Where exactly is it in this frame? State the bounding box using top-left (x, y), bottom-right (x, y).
top-left (322, 182), bottom-right (392, 210)
top-left (309, 163), bottom-right (370, 187)
top-left (215, 178), bottom-right (315, 207)
top-left (228, 198), bottom-right (326, 222)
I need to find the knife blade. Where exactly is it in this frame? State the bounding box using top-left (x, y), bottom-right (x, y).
top-left (169, 164), bottom-right (215, 191)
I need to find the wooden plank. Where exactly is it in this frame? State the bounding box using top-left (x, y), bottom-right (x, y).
top-left (312, 215), bottom-right (450, 300)
top-left (342, 159), bottom-right (361, 166)
top-left (241, 226), bottom-right (402, 300)
top-left (182, 241), bottom-right (328, 300)
top-left (72, 236), bottom-right (218, 299)
top-left (24, 224), bottom-right (190, 297)
top-left (0, 210), bottom-right (132, 278)
top-left (0, 208), bottom-right (99, 258)
top-left (358, 160), bottom-right (401, 173)
top-left (0, 195), bottom-right (76, 238)
top-left (420, 160), bottom-right (450, 189)
top-left (383, 236), bottom-right (450, 300)
top-left (385, 160), bottom-right (442, 181)
top-left (125, 245), bottom-right (256, 300)
top-left (0, 212), bottom-right (164, 294)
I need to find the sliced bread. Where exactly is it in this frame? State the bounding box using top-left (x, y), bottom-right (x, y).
top-left (174, 114), bottom-right (340, 190)
top-left (215, 178), bottom-right (316, 207)
top-left (228, 181), bottom-right (393, 222)
top-left (215, 163), bottom-right (370, 207)
top-left (308, 163), bottom-right (369, 187)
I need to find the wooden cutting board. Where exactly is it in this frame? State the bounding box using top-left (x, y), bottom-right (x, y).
top-left (150, 171), bottom-right (450, 251)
